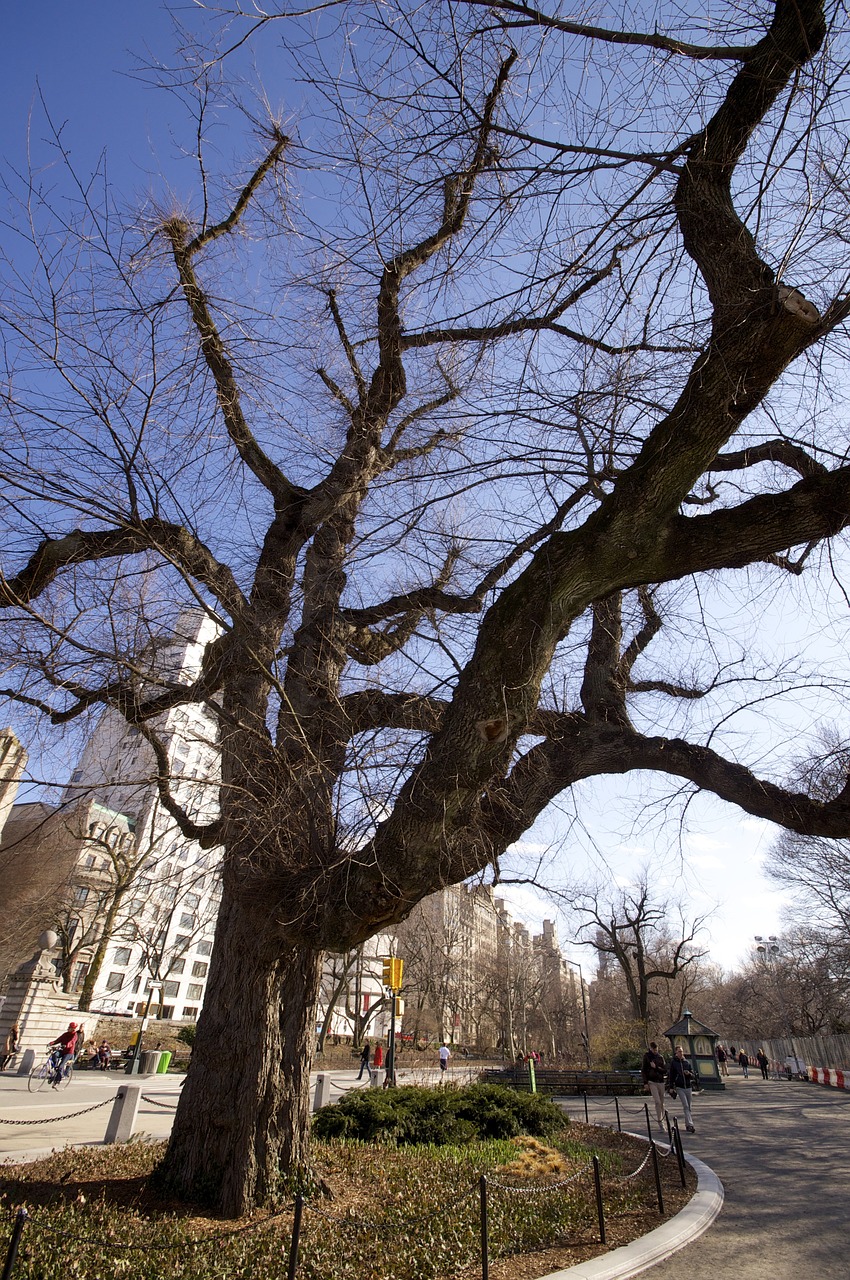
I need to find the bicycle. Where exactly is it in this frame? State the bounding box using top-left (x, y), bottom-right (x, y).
top-left (28, 1047), bottom-right (75, 1092)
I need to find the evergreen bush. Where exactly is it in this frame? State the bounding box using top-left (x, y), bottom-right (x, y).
top-left (312, 1083), bottom-right (567, 1146)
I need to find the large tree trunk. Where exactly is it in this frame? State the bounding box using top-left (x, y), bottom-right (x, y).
top-left (157, 894), bottom-right (321, 1216)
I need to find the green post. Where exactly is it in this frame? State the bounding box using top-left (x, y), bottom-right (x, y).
top-left (527, 1057), bottom-right (536, 1093)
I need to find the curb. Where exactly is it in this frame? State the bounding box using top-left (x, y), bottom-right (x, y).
top-left (537, 1150), bottom-right (723, 1280)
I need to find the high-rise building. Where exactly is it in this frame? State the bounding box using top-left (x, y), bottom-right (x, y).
top-left (61, 607), bottom-right (223, 1018)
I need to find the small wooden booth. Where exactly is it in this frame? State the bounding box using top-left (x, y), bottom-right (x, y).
top-left (664, 1009), bottom-right (725, 1091)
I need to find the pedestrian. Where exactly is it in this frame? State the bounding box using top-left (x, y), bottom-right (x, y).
top-left (0, 1023), bottom-right (19, 1071)
top-left (97, 1040), bottom-right (111, 1070)
top-left (667, 1045), bottom-right (698, 1133)
top-left (439, 1042), bottom-right (451, 1072)
top-left (641, 1040), bottom-right (668, 1129)
top-left (756, 1048), bottom-right (770, 1079)
top-left (716, 1044), bottom-right (729, 1077)
top-left (373, 1041), bottom-right (384, 1070)
top-left (737, 1048), bottom-right (749, 1078)
top-left (356, 1041), bottom-right (371, 1080)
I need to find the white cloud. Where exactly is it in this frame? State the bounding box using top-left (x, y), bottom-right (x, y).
top-left (686, 833), bottom-right (728, 852)
top-left (688, 853), bottom-right (725, 870)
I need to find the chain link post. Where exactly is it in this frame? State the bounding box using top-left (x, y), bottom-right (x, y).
top-left (583, 1091), bottom-right (588, 1123)
top-left (591, 1155), bottom-right (606, 1243)
top-left (650, 1141), bottom-right (664, 1215)
top-left (286, 1192), bottom-right (303, 1280)
top-left (614, 1095), bottom-right (621, 1131)
top-left (479, 1175), bottom-right (489, 1280)
top-left (1, 1207), bottom-right (28, 1280)
top-left (644, 1102), bottom-right (652, 1143)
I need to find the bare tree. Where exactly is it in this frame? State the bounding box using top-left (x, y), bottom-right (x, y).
top-left (575, 878), bottom-right (710, 1029)
top-left (2, 0), bottom-right (850, 1214)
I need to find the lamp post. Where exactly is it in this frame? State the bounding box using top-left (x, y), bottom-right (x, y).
top-left (128, 982), bottom-right (162, 1075)
top-left (565, 959), bottom-right (591, 1069)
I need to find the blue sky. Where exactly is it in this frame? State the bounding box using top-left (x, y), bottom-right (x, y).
top-left (2, 2), bottom-right (844, 977)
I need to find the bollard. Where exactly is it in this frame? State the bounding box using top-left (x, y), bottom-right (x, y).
top-left (1, 1207), bottom-right (28, 1280)
top-left (104, 1085), bottom-right (142, 1144)
top-left (312, 1073), bottom-right (332, 1112)
top-left (614, 1095), bottom-right (621, 1132)
top-left (369, 1068), bottom-right (386, 1089)
top-left (592, 1155), bottom-right (606, 1244)
top-left (479, 1175), bottom-right (489, 1280)
top-left (644, 1102), bottom-right (652, 1143)
top-left (650, 1141), bottom-right (665, 1215)
top-left (16, 1050), bottom-right (34, 1078)
top-left (583, 1091), bottom-right (589, 1123)
top-left (286, 1192), bottom-right (304, 1280)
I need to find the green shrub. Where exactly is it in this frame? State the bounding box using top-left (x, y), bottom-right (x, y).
top-left (176, 1024), bottom-right (197, 1049)
top-left (312, 1082), bottom-right (567, 1146)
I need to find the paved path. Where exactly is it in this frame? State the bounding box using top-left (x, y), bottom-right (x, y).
top-left (565, 1070), bottom-right (850, 1278)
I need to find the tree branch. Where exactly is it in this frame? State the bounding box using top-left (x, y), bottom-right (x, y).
top-left (473, 0), bottom-right (756, 61)
top-left (0, 521), bottom-right (245, 616)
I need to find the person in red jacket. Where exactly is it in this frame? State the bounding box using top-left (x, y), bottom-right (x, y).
top-left (49, 1023), bottom-right (79, 1086)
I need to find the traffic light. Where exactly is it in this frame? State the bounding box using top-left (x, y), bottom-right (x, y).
top-left (381, 956), bottom-right (404, 991)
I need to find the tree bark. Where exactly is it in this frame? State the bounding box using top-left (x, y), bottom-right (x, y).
top-left (159, 895), bottom-right (321, 1216)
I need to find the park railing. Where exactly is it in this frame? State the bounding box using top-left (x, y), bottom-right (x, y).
top-left (0, 1118), bottom-right (689, 1280)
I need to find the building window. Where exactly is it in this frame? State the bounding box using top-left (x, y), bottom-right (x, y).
top-left (182, 1007), bottom-right (198, 1019)
top-left (179, 914), bottom-right (195, 930)
top-left (106, 972), bottom-right (123, 992)
top-left (131, 975), bottom-right (142, 993)
top-left (184, 892), bottom-right (200, 909)
top-left (162, 981), bottom-right (180, 998)
top-left (113, 947), bottom-right (132, 965)
top-left (71, 961), bottom-right (89, 991)
top-left (161, 886), bottom-right (178, 903)
top-left (174, 935), bottom-right (190, 949)
top-left (73, 886), bottom-right (90, 903)
top-left (170, 958), bottom-right (185, 975)
top-left (196, 940), bottom-right (212, 956)
top-left (186, 983), bottom-right (203, 1001)
top-left (191, 961), bottom-right (208, 979)
top-left (160, 1006), bottom-right (174, 1020)
top-left (83, 854), bottom-right (96, 869)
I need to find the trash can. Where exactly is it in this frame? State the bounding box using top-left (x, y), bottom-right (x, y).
top-left (156, 1051), bottom-right (172, 1074)
top-left (140, 1050), bottom-right (161, 1074)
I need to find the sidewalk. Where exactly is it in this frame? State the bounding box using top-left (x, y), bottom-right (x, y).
top-left (565, 1070), bottom-right (850, 1277)
top-left (0, 1061), bottom-right (477, 1161)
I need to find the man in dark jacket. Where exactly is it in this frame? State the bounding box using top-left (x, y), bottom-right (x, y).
top-left (641, 1042), bottom-right (668, 1128)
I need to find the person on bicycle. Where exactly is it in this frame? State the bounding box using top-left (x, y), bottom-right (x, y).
top-left (49, 1023), bottom-right (79, 1086)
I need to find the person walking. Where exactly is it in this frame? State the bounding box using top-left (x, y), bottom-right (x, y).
top-left (373, 1041), bottom-right (384, 1070)
top-left (356, 1041), bottom-right (371, 1080)
top-left (756, 1048), bottom-right (770, 1079)
top-left (0, 1023), bottom-right (19, 1071)
top-left (667, 1045), bottom-right (698, 1133)
top-left (641, 1041), bottom-right (668, 1129)
top-left (738, 1048), bottom-right (750, 1078)
top-left (716, 1044), bottom-right (729, 1077)
top-left (439, 1042), bottom-right (451, 1073)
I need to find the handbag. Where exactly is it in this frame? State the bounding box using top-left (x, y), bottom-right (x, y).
top-left (665, 1086), bottom-right (677, 1099)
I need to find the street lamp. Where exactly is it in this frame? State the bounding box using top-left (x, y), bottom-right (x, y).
top-left (565, 959), bottom-right (591, 1069)
top-left (754, 935), bottom-right (798, 1071)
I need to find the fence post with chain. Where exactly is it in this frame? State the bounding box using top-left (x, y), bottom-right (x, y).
top-left (104, 1084), bottom-right (142, 1144)
top-left (650, 1142), bottom-right (665, 1216)
top-left (479, 1175), bottom-right (489, 1280)
top-left (1, 1208), bottom-right (28, 1280)
top-left (591, 1155), bottom-right (606, 1244)
top-left (286, 1192), bottom-right (303, 1280)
